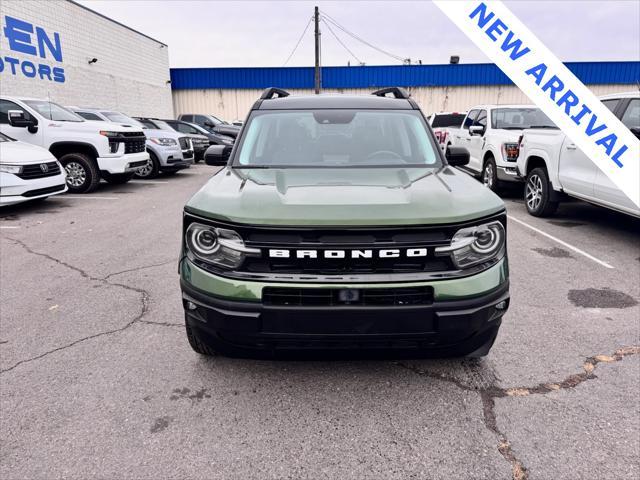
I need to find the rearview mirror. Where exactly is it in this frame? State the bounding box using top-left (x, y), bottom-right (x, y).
top-left (445, 146), bottom-right (470, 167)
top-left (469, 125), bottom-right (484, 136)
top-left (8, 109), bottom-right (37, 129)
top-left (204, 145), bottom-right (231, 166)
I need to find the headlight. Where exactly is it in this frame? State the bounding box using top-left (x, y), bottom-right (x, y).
top-left (99, 130), bottom-right (120, 138)
top-left (149, 137), bottom-right (177, 146)
top-left (185, 222), bottom-right (260, 269)
top-left (435, 221), bottom-right (505, 269)
top-left (0, 164), bottom-right (23, 174)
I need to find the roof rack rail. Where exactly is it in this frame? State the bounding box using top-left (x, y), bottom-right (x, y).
top-left (260, 87), bottom-right (290, 100)
top-left (371, 87), bottom-right (411, 99)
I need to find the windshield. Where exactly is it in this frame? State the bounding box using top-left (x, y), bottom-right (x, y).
top-left (209, 115), bottom-right (225, 125)
top-left (24, 100), bottom-right (83, 122)
top-left (102, 111), bottom-right (143, 127)
top-left (234, 110), bottom-right (440, 168)
top-left (491, 108), bottom-right (555, 129)
top-left (150, 120), bottom-right (174, 131)
top-left (189, 123), bottom-right (210, 135)
top-left (432, 113), bottom-right (467, 128)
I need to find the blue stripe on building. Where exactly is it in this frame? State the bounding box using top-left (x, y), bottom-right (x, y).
top-left (170, 62), bottom-right (640, 90)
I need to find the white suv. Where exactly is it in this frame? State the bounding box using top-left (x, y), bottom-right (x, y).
top-left (0, 97), bottom-right (149, 193)
top-left (0, 132), bottom-right (67, 206)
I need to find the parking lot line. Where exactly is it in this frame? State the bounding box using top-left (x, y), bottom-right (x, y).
top-left (0, 226), bottom-right (20, 229)
top-left (61, 196), bottom-right (119, 200)
top-left (128, 180), bottom-right (169, 184)
top-left (507, 215), bottom-right (614, 269)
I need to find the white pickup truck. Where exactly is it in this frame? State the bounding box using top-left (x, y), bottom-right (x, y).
top-left (427, 111), bottom-right (467, 151)
top-left (450, 104), bottom-right (555, 192)
top-left (517, 92), bottom-right (639, 218)
top-left (0, 96), bottom-right (149, 193)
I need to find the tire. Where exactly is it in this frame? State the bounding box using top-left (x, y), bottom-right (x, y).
top-left (525, 167), bottom-right (559, 217)
top-left (185, 321), bottom-right (217, 356)
top-left (59, 152), bottom-right (100, 193)
top-left (102, 172), bottom-right (134, 184)
top-left (163, 170), bottom-right (179, 176)
top-left (482, 156), bottom-right (500, 193)
top-left (135, 151), bottom-right (160, 179)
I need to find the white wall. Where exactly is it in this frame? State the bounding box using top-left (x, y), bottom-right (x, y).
top-left (172, 84), bottom-right (632, 121)
top-left (0, 0), bottom-right (173, 117)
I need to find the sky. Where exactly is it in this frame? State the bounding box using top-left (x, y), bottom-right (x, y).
top-left (75, 0), bottom-right (640, 68)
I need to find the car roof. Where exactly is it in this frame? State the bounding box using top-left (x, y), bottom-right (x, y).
top-left (599, 91), bottom-right (639, 100)
top-left (255, 93), bottom-right (415, 111)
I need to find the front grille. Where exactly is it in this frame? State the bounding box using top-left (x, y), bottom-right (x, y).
top-left (263, 286), bottom-right (434, 306)
top-left (124, 138), bottom-right (146, 154)
top-left (16, 162), bottom-right (60, 180)
top-left (22, 184), bottom-right (65, 197)
top-left (185, 212), bottom-right (506, 278)
top-left (178, 137), bottom-right (190, 150)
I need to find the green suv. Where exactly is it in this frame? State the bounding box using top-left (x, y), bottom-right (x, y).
top-left (179, 87), bottom-right (509, 358)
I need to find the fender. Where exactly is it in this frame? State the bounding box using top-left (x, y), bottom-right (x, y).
top-left (49, 141), bottom-right (99, 159)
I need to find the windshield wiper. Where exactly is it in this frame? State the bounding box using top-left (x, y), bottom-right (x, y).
top-left (499, 126), bottom-right (525, 130)
top-left (528, 125), bottom-right (558, 129)
top-left (232, 165), bottom-right (272, 169)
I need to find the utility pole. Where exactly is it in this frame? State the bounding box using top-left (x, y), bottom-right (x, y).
top-left (314, 6), bottom-right (321, 94)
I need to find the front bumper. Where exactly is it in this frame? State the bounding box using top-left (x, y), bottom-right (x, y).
top-left (0, 171), bottom-right (67, 206)
top-left (180, 258), bottom-right (509, 356)
top-left (497, 165), bottom-right (522, 182)
top-left (97, 151), bottom-right (150, 174)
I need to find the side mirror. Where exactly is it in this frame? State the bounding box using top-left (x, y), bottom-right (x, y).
top-left (204, 144), bottom-right (231, 166)
top-left (204, 121), bottom-right (215, 127)
top-left (469, 125), bottom-right (484, 136)
top-left (445, 146), bottom-right (470, 167)
top-left (8, 109), bottom-right (36, 129)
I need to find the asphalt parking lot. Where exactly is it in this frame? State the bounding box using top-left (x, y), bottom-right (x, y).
top-left (1, 165), bottom-right (638, 480)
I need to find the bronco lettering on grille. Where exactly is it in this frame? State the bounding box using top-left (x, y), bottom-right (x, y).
top-left (268, 248), bottom-right (429, 259)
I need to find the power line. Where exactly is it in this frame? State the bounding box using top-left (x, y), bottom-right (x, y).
top-left (321, 11), bottom-right (407, 63)
top-left (321, 17), bottom-right (363, 65)
top-left (283, 15), bottom-right (314, 66)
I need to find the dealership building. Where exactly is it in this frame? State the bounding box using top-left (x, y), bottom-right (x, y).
top-left (0, 0), bottom-right (173, 118)
top-left (1, 1), bottom-right (638, 123)
top-left (170, 62), bottom-right (640, 121)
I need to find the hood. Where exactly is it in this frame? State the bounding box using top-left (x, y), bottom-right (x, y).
top-left (44, 119), bottom-right (144, 135)
top-left (140, 128), bottom-right (182, 140)
top-left (186, 166), bottom-right (505, 226)
top-left (0, 140), bottom-right (56, 165)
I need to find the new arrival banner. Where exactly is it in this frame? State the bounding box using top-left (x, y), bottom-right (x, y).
top-left (433, 0), bottom-right (640, 208)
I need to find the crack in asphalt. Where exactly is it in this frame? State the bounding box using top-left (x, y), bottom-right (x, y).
top-left (0, 238), bottom-right (155, 374)
top-left (396, 345), bottom-right (640, 480)
top-left (103, 259), bottom-right (176, 280)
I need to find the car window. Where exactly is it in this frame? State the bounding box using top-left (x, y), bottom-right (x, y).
top-left (491, 108), bottom-right (554, 129)
top-left (138, 119), bottom-right (157, 129)
top-left (431, 113), bottom-right (466, 128)
top-left (601, 99), bottom-right (619, 113)
top-left (0, 99), bottom-right (32, 124)
top-left (474, 110), bottom-right (487, 128)
top-left (463, 110), bottom-right (479, 129)
top-left (23, 100), bottom-right (83, 122)
top-left (181, 115), bottom-right (193, 122)
top-left (194, 115), bottom-right (208, 125)
top-left (76, 111), bottom-right (102, 121)
top-left (235, 109), bottom-right (440, 168)
top-left (620, 99), bottom-right (639, 130)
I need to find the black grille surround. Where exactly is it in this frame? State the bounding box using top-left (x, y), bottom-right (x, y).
top-left (22, 184), bottom-right (66, 197)
top-left (108, 132), bottom-right (146, 154)
top-left (16, 161), bottom-right (60, 180)
top-left (183, 210), bottom-right (507, 283)
top-left (263, 286), bottom-right (434, 306)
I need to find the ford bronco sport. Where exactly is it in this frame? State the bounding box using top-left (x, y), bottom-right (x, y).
top-left (179, 88), bottom-right (510, 358)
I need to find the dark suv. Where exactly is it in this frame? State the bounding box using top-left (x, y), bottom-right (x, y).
top-left (179, 88), bottom-right (509, 358)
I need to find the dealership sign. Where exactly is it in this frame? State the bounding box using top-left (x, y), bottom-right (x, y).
top-left (434, 0), bottom-right (640, 208)
top-left (0, 15), bottom-right (65, 83)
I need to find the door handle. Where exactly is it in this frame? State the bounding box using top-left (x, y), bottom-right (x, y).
top-left (566, 143), bottom-right (577, 150)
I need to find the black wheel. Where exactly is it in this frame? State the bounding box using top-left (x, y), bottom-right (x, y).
top-left (59, 152), bottom-right (100, 193)
top-left (135, 151), bottom-right (160, 179)
top-left (525, 167), bottom-right (559, 217)
top-left (102, 172), bottom-right (134, 184)
top-left (185, 321), bottom-right (217, 356)
top-left (482, 156), bottom-right (500, 193)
